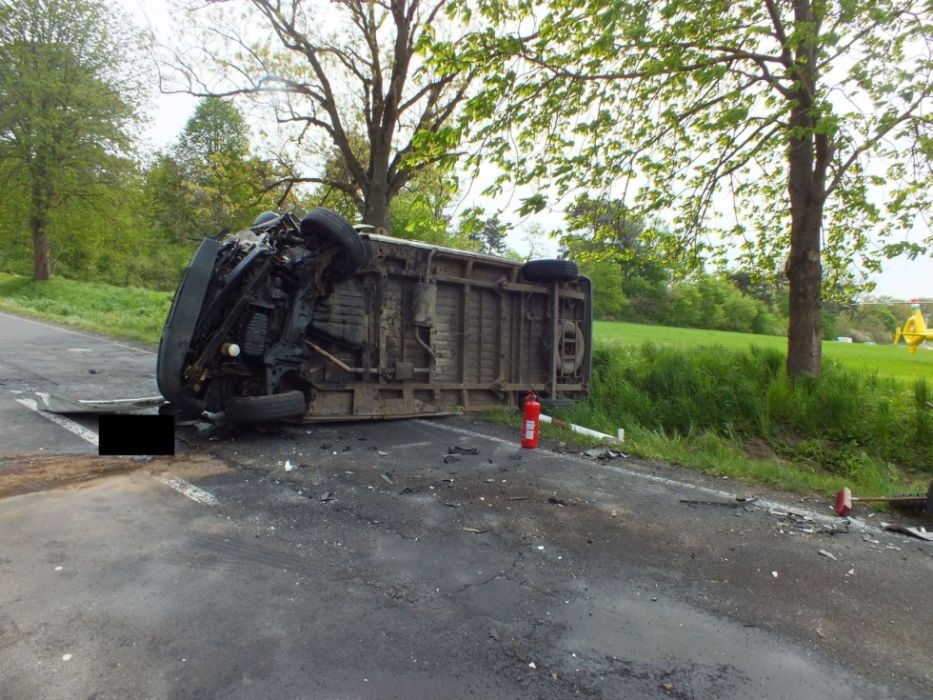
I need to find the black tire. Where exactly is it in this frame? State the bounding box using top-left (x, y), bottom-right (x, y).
top-left (301, 207), bottom-right (371, 277)
top-left (521, 259), bottom-right (578, 283)
top-left (225, 391), bottom-right (307, 424)
top-left (156, 238), bottom-right (222, 418)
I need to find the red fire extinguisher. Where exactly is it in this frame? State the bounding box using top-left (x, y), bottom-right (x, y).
top-left (521, 391), bottom-right (541, 449)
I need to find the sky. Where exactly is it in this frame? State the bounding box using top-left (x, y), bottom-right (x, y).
top-left (119, 0), bottom-right (930, 300)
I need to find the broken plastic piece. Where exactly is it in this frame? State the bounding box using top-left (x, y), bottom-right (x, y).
top-left (883, 524), bottom-right (933, 542)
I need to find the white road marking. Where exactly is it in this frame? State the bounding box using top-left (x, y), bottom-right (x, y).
top-left (15, 398), bottom-right (99, 447)
top-left (154, 474), bottom-right (219, 506)
top-left (417, 419), bottom-right (870, 531)
top-left (0, 311), bottom-right (153, 354)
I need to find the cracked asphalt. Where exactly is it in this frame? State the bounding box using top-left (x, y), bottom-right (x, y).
top-left (1, 311), bottom-right (932, 699)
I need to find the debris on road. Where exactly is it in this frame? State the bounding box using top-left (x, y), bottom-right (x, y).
top-left (582, 447), bottom-right (627, 460)
top-left (681, 496), bottom-right (758, 508)
top-left (443, 455), bottom-right (460, 464)
top-left (380, 472), bottom-right (395, 485)
top-left (883, 524), bottom-right (933, 542)
top-left (818, 549), bottom-right (838, 561)
top-left (462, 527), bottom-right (484, 534)
top-left (821, 520), bottom-right (850, 536)
top-left (284, 460), bottom-right (296, 472)
top-left (320, 491), bottom-right (336, 502)
top-left (448, 445), bottom-right (479, 455)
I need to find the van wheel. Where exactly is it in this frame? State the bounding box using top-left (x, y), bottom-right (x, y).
top-left (301, 208), bottom-right (371, 278)
top-left (521, 259), bottom-right (578, 283)
top-left (225, 391), bottom-right (307, 424)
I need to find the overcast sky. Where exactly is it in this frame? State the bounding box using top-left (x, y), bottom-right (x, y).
top-left (119, 0), bottom-right (930, 300)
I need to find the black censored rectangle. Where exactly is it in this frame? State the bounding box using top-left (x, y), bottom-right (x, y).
top-left (98, 415), bottom-right (175, 456)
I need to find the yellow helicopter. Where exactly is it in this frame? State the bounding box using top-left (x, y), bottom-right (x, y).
top-left (894, 299), bottom-right (933, 353)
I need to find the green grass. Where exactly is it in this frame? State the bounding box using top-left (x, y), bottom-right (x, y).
top-left (595, 320), bottom-right (933, 383)
top-left (0, 272), bottom-right (171, 345)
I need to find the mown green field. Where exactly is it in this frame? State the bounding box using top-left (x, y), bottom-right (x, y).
top-left (595, 320), bottom-right (933, 383)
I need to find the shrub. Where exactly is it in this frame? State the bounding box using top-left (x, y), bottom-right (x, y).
top-left (574, 343), bottom-right (932, 473)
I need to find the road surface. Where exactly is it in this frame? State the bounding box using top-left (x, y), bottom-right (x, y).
top-left (1, 311), bottom-right (931, 699)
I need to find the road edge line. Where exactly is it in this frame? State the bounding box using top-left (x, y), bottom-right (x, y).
top-left (15, 398), bottom-right (100, 447)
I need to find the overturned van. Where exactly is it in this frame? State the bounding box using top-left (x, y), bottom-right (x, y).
top-left (156, 208), bottom-right (592, 423)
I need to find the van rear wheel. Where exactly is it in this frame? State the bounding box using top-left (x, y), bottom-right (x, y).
top-left (521, 259), bottom-right (579, 283)
top-left (301, 208), bottom-right (371, 278)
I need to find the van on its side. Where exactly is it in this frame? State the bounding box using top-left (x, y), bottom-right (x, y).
top-left (157, 208), bottom-right (592, 423)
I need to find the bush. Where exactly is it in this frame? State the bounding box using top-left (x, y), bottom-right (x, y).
top-left (573, 343), bottom-right (931, 473)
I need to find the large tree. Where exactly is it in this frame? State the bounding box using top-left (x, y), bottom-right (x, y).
top-left (146, 97), bottom-right (296, 242)
top-left (454, 0), bottom-right (932, 376)
top-left (164, 0), bottom-right (475, 231)
top-left (0, 0), bottom-right (141, 281)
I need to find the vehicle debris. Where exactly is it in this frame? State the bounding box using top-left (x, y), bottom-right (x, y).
top-left (319, 491), bottom-right (336, 502)
top-left (582, 447), bottom-right (626, 460)
top-left (883, 524), bottom-right (933, 542)
top-left (681, 497), bottom-right (758, 508)
top-left (547, 496), bottom-right (572, 506)
top-left (36, 392), bottom-right (167, 414)
top-left (443, 455), bottom-right (460, 464)
top-left (448, 445), bottom-right (479, 455)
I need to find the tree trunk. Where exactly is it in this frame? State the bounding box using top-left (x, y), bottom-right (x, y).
top-left (785, 215), bottom-right (822, 377)
top-left (784, 2), bottom-right (826, 379)
top-left (364, 144), bottom-right (392, 232)
top-left (785, 114), bottom-right (825, 378)
top-left (30, 181), bottom-right (51, 281)
top-left (363, 183), bottom-right (390, 232)
top-left (31, 214), bottom-right (51, 282)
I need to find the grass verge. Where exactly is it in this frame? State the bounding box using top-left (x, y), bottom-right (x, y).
top-left (0, 272), bottom-right (171, 346)
top-left (478, 408), bottom-right (893, 498)
top-left (483, 341), bottom-right (932, 499)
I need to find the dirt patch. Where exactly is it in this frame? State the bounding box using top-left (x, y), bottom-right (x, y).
top-left (0, 452), bottom-right (229, 499)
top-left (743, 437), bottom-right (779, 461)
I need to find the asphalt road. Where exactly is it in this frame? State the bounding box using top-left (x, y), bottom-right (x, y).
top-left (1, 311), bottom-right (931, 699)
